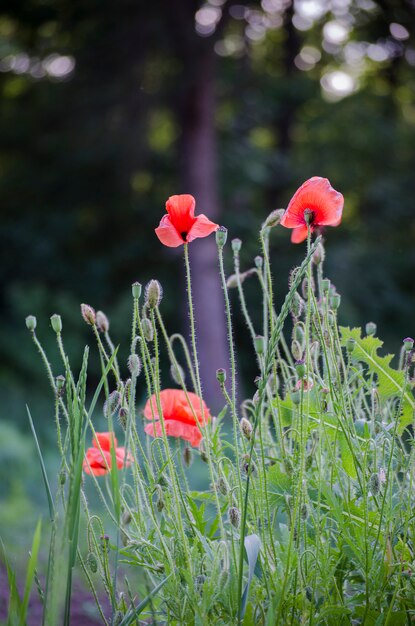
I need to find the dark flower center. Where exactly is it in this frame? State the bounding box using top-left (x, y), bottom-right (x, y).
top-left (181, 231), bottom-right (188, 241)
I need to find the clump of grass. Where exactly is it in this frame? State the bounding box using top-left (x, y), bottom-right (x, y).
top-left (8, 207), bottom-right (415, 626)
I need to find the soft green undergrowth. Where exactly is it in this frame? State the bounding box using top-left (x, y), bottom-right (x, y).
top-left (4, 222), bottom-right (415, 626)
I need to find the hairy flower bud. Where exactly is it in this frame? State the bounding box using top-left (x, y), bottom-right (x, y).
top-left (312, 242), bottom-right (325, 265)
top-left (240, 417), bottom-right (253, 440)
top-left (291, 292), bottom-right (304, 319)
top-left (366, 322), bottom-right (377, 336)
top-left (81, 303), bottom-right (96, 326)
top-left (50, 313), bottom-right (62, 334)
top-left (96, 310), bottom-right (109, 333)
top-left (183, 446), bottom-right (193, 468)
top-left (228, 506), bottom-right (241, 528)
top-left (122, 510), bottom-right (132, 526)
top-left (263, 208), bottom-right (285, 229)
top-left (104, 390), bottom-right (121, 418)
top-left (141, 317), bottom-right (153, 342)
top-left (241, 454), bottom-right (257, 476)
top-left (145, 280), bottom-right (162, 309)
top-left (170, 362), bottom-right (185, 385)
top-left (87, 552), bottom-right (98, 573)
top-left (199, 439), bottom-right (208, 463)
top-left (216, 477), bottom-right (228, 496)
top-left (291, 339), bottom-right (303, 361)
top-left (132, 281), bottom-right (142, 299)
top-left (118, 407), bottom-right (128, 430)
top-left (128, 354), bottom-right (141, 377)
top-left (216, 226), bottom-right (228, 248)
top-left (369, 472), bottom-right (380, 495)
top-left (56, 374), bottom-right (65, 396)
top-left (25, 315), bottom-right (37, 332)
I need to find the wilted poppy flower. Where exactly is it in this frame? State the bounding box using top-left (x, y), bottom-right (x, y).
top-left (144, 389), bottom-right (211, 447)
top-left (280, 177), bottom-right (344, 244)
top-left (83, 432), bottom-right (132, 476)
top-left (155, 194), bottom-right (218, 247)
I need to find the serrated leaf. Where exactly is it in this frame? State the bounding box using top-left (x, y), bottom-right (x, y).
top-left (339, 433), bottom-right (357, 479)
top-left (340, 327), bottom-right (414, 433)
top-left (266, 465), bottom-right (292, 508)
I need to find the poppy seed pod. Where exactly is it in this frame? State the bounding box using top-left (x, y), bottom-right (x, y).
top-left (216, 368), bottom-right (226, 385)
top-left (263, 208), bottom-right (285, 229)
top-left (216, 226), bottom-right (228, 248)
top-left (228, 506), bottom-right (241, 528)
top-left (330, 294), bottom-right (341, 310)
top-left (254, 335), bottom-right (265, 356)
top-left (231, 238), bottom-right (242, 253)
top-left (403, 337), bottom-right (414, 351)
top-left (366, 322), bottom-right (377, 336)
top-left (254, 256), bottom-right (263, 270)
top-left (145, 280), bottom-right (163, 309)
top-left (321, 278), bottom-right (331, 294)
top-left (295, 359), bottom-right (306, 378)
top-left (96, 310), bottom-right (110, 333)
top-left (25, 315), bottom-right (37, 331)
top-left (132, 281), bottom-right (142, 299)
top-left (81, 303), bottom-right (96, 326)
top-left (50, 313), bottom-right (62, 334)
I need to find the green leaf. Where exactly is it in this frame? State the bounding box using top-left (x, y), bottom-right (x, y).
top-left (239, 534), bottom-right (261, 620)
top-left (339, 433), bottom-right (357, 479)
top-left (266, 464), bottom-right (292, 508)
top-left (340, 327), bottom-right (414, 433)
top-left (26, 405), bottom-right (55, 522)
top-left (118, 575), bottom-right (171, 626)
top-left (20, 520), bottom-right (42, 623)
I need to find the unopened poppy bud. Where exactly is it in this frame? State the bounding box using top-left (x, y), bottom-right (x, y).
top-left (346, 338), bottom-right (356, 353)
top-left (128, 354), bottom-right (141, 377)
top-left (254, 255), bottom-right (263, 270)
top-left (321, 278), bottom-right (331, 294)
top-left (118, 407), bottom-right (128, 430)
top-left (56, 375), bottom-right (65, 396)
top-left (291, 292), bottom-right (303, 318)
top-left (305, 454), bottom-right (313, 471)
top-left (156, 487), bottom-right (165, 512)
top-left (50, 313), bottom-right (62, 334)
top-left (241, 454), bottom-right (256, 476)
top-left (104, 390), bottom-right (121, 417)
top-left (170, 362), bottom-right (185, 385)
top-left (301, 503), bottom-right (308, 520)
top-left (141, 317), bottom-right (153, 342)
top-left (293, 323), bottom-right (305, 346)
top-left (291, 339), bottom-right (303, 361)
top-left (25, 315), bottom-right (37, 332)
top-left (216, 226), bottom-right (228, 248)
top-left (283, 458), bottom-right (294, 476)
top-left (59, 469), bottom-right (66, 485)
top-left (122, 510), bottom-right (132, 526)
top-left (403, 337), bottom-right (414, 351)
top-left (145, 280), bottom-right (162, 309)
top-left (216, 477), bottom-right (228, 496)
top-left (81, 303), bottom-right (96, 326)
top-left (231, 238), bottom-right (242, 252)
top-left (295, 359), bottom-right (306, 378)
top-left (228, 506), bottom-right (241, 528)
top-left (240, 417), bottom-right (253, 440)
top-left (183, 446), bottom-right (193, 468)
top-left (312, 242), bottom-right (325, 265)
top-left (87, 552), bottom-right (98, 573)
top-left (366, 322), bottom-right (376, 336)
top-left (330, 294), bottom-right (341, 310)
top-left (199, 439), bottom-right (208, 463)
top-left (254, 335), bottom-right (265, 356)
top-left (369, 472), bottom-right (380, 495)
top-left (216, 368), bottom-right (226, 385)
top-left (96, 310), bottom-right (109, 333)
top-left (100, 535), bottom-right (110, 553)
top-left (132, 282), bottom-right (142, 299)
top-left (263, 208), bottom-right (284, 229)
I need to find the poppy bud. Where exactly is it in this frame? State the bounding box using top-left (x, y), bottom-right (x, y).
top-left (291, 292), bottom-right (304, 319)
top-left (293, 323), bottom-right (305, 346)
top-left (50, 314), bottom-right (62, 334)
top-left (96, 310), bottom-right (110, 333)
top-left (183, 446), bottom-right (193, 468)
top-left (228, 506), bottom-right (241, 528)
top-left (216, 477), bottom-right (229, 496)
top-left (241, 454), bottom-right (256, 476)
top-left (295, 359), bottom-right (306, 378)
top-left (301, 503), bottom-right (308, 520)
top-left (128, 354), bottom-right (141, 377)
top-left (199, 439), bottom-right (208, 463)
top-left (56, 375), bottom-right (65, 396)
top-left (170, 362), bottom-right (185, 385)
top-left (321, 278), bottom-right (331, 294)
top-left (156, 486), bottom-right (165, 512)
top-left (59, 469), bottom-right (66, 485)
top-left (283, 458), bottom-right (294, 476)
top-left (25, 315), bottom-right (37, 332)
top-left (87, 552), bottom-right (98, 573)
top-left (216, 226), bottom-right (228, 248)
top-left (254, 255), bottom-right (263, 270)
top-left (291, 389), bottom-right (301, 405)
top-left (141, 317), bottom-right (153, 342)
top-left (366, 322), bottom-right (377, 336)
top-left (145, 280), bottom-right (162, 309)
top-left (194, 574), bottom-right (206, 595)
top-left (240, 417), bottom-right (253, 440)
top-left (216, 368), bottom-right (226, 385)
top-left (81, 303), bottom-right (96, 326)
top-left (305, 454), bottom-right (313, 471)
top-left (132, 282), bottom-right (142, 299)
top-left (291, 340), bottom-right (303, 361)
top-left (122, 510), bottom-right (132, 526)
top-left (346, 338), bottom-right (356, 353)
top-left (263, 208), bottom-right (285, 229)
top-left (118, 407), bottom-right (128, 430)
top-left (100, 535), bottom-right (110, 553)
top-left (231, 238), bottom-right (242, 252)
top-left (254, 335), bottom-right (265, 356)
top-left (104, 390), bottom-right (121, 418)
top-left (403, 337), bottom-right (414, 351)
top-left (312, 242), bottom-right (325, 265)
top-left (369, 472), bottom-right (380, 495)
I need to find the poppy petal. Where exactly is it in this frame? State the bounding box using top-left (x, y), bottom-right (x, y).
top-left (144, 419), bottom-right (203, 447)
top-left (155, 214), bottom-right (185, 248)
top-left (187, 214), bottom-right (219, 243)
top-left (165, 195), bottom-right (196, 234)
top-left (291, 224), bottom-right (309, 244)
top-left (93, 432), bottom-right (117, 451)
top-left (143, 389), bottom-right (210, 425)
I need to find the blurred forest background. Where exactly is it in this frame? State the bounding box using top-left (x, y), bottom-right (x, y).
top-left (0, 0), bottom-right (414, 557)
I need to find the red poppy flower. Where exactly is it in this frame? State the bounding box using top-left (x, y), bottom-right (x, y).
top-left (280, 177), bottom-right (344, 244)
top-left (155, 194), bottom-right (219, 247)
top-left (143, 389), bottom-right (211, 447)
top-left (83, 432), bottom-right (132, 476)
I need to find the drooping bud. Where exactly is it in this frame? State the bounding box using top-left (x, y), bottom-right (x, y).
top-left (50, 314), bottom-right (62, 334)
top-left (216, 477), bottom-right (229, 496)
top-left (241, 454), bottom-right (257, 476)
top-left (216, 368), bottom-right (226, 385)
top-left (104, 390), bottom-right (121, 418)
top-left (199, 439), bottom-right (208, 463)
top-left (312, 242), bottom-right (325, 265)
top-left (366, 322), bottom-right (377, 336)
top-left (56, 375), bottom-right (65, 396)
top-left (216, 226), bottom-right (228, 248)
top-left (170, 362), bottom-right (185, 385)
top-left (283, 458), bottom-right (294, 476)
top-left (291, 339), bottom-right (303, 361)
top-left (122, 510), bottom-right (132, 526)
top-left (87, 552), bottom-right (98, 573)
top-left (231, 238), bottom-right (242, 253)
top-left (254, 335), bottom-right (265, 356)
top-left (96, 310), bottom-right (109, 333)
top-left (145, 280), bottom-right (162, 309)
top-left (81, 304), bottom-right (96, 326)
top-left (369, 472), bottom-right (380, 495)
top-left (263, 208), bottom-right (285, 230)
top-left (240, 417), bottom-right (253, 440)
top-left (141, 317), bottom-right (153, 342)
top-left (228, 506), bottom-right (241, 528)
top-left (291, 292), bottom-right (304, 319)
top-left (132, 282), bottom-right (142, 299)
top-left (128, 354), bottom-right (141, 377)
top-left (156, 486), bottom-right (165, 512)
top-left (59, 469), bottom-right (66, 485)
top-left (301, 503), bottom-right (308, 520)
top-left (293, 323), bottom-right (305, 346)
top-left (403, 337), bottom-right (414, 351)
top-left (254, 255), bottom-right (263, 270)
top-left (25, 315), bottom-right (37, 332)
top-left (118, 407), bottom-right (128, 430)
top-left (183, 446), bottom-right (193, 468)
